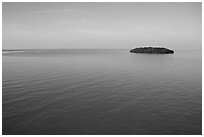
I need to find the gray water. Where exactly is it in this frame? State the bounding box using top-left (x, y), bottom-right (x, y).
top-left (2, 49), bottom-right (202, 135)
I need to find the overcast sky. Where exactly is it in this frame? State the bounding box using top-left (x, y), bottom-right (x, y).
top-left (3, 2), bottom-right (202, 50)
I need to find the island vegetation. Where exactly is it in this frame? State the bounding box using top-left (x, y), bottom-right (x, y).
top-left (130, 47), bottom-right (174, 54)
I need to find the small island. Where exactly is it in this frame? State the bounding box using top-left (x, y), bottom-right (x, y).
top-left (130, 47), bottom-right (174, 54)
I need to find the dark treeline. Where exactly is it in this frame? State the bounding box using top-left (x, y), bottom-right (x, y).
top-left (130, 47), bottom-right (174, 54)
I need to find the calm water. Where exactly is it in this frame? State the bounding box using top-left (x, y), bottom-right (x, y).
top-left (2, 49), bottom-right (202, 135)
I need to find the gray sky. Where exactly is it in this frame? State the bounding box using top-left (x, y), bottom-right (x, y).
top-left (3, 2), bottom-right (202, 49)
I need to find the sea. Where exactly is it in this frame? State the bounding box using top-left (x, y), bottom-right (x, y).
top-left (2, 49), bottom-right (202, 135)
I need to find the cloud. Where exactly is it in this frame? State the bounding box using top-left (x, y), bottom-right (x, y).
top-left (29, 8), bottom-right (75, 14)
top-left (60, 19), bottom-right (87, 25)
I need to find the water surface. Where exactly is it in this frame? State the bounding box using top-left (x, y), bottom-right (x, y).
top-left (2, 49), bottom-right (202, 135)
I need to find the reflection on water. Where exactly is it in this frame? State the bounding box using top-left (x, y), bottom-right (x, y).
top-left (2, 49), bottom-right (202, 135)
